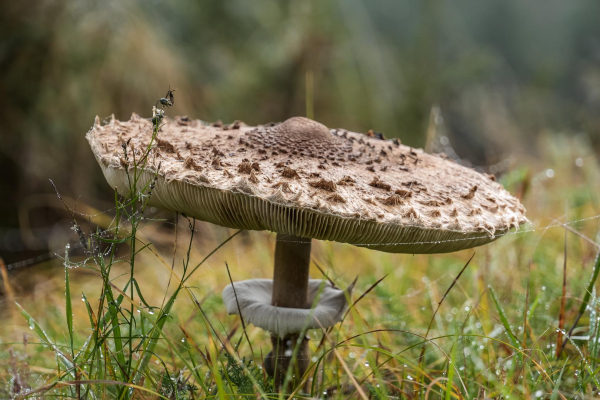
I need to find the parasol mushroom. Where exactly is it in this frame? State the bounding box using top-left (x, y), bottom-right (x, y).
top-left (87, 115), bottom-right (527, 388)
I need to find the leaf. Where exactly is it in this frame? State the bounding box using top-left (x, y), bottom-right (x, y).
top-left (132, 278), bottom-right (156, 311)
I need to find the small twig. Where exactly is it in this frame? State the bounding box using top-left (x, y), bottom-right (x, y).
top-left (312, 259), bottom-right (337, 288)
top-left (418, 253), bottom-right (475, 372)
top-left (342, 275), bottom-right (380, 320)
top-left (426, 253), bottom-right (475, 337)
top-left (50, 179), bottom-right (88, 252)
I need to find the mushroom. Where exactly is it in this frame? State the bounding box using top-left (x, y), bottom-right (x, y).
top-left (87, 115), bottom-right (527, 387)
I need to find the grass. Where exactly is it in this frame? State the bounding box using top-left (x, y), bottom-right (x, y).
top-left (0, 101), bottom-right (599, 399)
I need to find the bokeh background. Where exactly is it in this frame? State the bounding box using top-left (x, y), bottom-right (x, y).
top-left (2, 0), bottom-right (600, 268)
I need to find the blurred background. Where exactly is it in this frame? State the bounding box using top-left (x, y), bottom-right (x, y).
top-left (1, 0), bottom-right (600, 268)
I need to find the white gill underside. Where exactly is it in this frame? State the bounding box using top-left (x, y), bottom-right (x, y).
top-left (102, 164), bottom-right (502, 254)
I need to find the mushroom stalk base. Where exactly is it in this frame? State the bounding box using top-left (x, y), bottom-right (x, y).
top-left (264, 334), bottom-right (309, 390)
top-left (267, 233), bottom-right (312, 389)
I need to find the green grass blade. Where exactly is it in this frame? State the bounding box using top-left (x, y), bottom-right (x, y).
top-left (550, 357), bottom-right (569, 400)
top-left (445, 333), bottom-right (459, 400)
top-left (578, 251), bottom-right (600, 317)
top-left (65, 266), bottom-right (74, 359)
top-left (489, 287), bottom-right (522, 364)
top-left (15, 302), bottom-right (74, 372)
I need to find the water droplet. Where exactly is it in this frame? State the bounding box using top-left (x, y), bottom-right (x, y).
top-left (284, 349), bottom-right (292, 357)
top-left (365, 362), bottom-right (370, 367)
top-left (349, 352), bottom-right (356, 359)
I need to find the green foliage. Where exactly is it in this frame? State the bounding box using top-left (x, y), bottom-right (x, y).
top-left (158, 370), bottom-right (198, 400)
top-left (219, 353), bottom-right (273, 398)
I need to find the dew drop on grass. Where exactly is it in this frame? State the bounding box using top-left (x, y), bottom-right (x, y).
top-left (181, 338), bottom-right (185, 343)
top-left (535, 390), bottom-right (543, 397)
top-left (284, 349), bottom-right (292, 357)
top-left (312, 356), bottom-right (318, 362)
top-left (349, 352), bottom-right (356, 359)
top-left (365, 362), bottom-right (370, 367)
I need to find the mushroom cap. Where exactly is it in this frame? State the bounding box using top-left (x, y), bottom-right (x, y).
top-left (87, 114), bottom-right (527, 253)
top-left (222, 279), bottom-right (351, 337)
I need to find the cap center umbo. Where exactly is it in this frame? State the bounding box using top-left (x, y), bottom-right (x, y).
top-left (247, 117), bottom-right (341, 158)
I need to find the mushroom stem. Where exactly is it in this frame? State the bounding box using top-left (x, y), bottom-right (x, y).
top-left (272, 234), bottom-right (311, 308)
top-left (267, 233), bottom-right (312, 389)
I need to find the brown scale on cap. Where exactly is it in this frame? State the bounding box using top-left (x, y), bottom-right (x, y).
top-left (327, 193), bottom-right (346, 203)
top-left (249, 170), bottom-right (259, 184)
top-left (394, 189), bottom-right (412, 198)
top-left (183, 157), bottom-right (203, 172)
top-left (87, 114), bottom-right (527, 254)
top-left (272, 181), bottom-right (293, 193)
top-left (310, 178), bottom-right (337, 192)
top-left (421, 199), bottom-right (449, 207)
top-left (238, 161), bottom-right (260, 174)
top-left (211, 158), bottom-right (223, 170)
top-left (429, 209), bottom-right (443, 218)
top-left (462, 185), bottom-right (478, 199)
top-left (369, 177), bottom-right (391, 191)
top-left (157, 138), bottom-right (176, 153)
top-left (469, 207), bottom-right (483, 216)
top-left (337, 176), bottom-right (356, 186)
top-left (382, 194), bottom-right (405, 206)
top-left (281, 166), bottom-right (300, 179)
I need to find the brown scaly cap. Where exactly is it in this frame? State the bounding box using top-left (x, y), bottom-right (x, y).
top-left (87, 115), bottom-right (527, 253)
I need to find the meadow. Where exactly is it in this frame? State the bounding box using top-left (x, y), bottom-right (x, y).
top-left (0, 107), bottom-right (599, 400)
